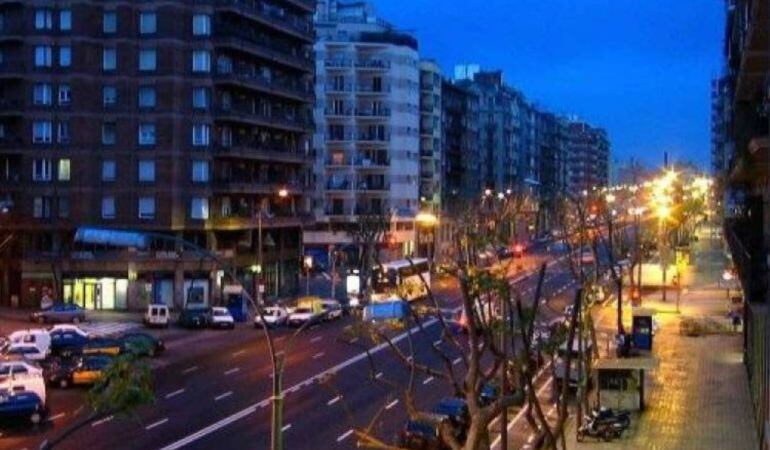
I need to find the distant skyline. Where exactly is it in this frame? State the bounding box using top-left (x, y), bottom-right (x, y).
top-left (371, 0), bottom-right (725, 169)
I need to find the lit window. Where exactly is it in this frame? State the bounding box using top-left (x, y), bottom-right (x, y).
top-left (102, 160), bottom-right (116, 181)
top-left (58, 46), bottom-right (71, 67)
top-left (58, 84), bottom-right (71, 105)
top-left (192, 50), bottom-right (210, 73)
top-left (138, 160), bottom-right (155, 182)
top-left (32, 159), bottom-right (52, 181)
top-left (59, 9), bottom-right (72, 31)
top-left (139, 12), bottom-right (156, 34)
top-left (33, 83), bottom-right (52, 105)
top-left (103, 48), bottom-right (116, 71)
top-left (138, 197), bottom-right (155, 219)
top-left (138, 123), bottom-right (156, 146)
top-left (35, 9), bottom-right (53, 30)
top-left (192, 124), bottom-right (210, 146)
top-left (192, 14), bottom-right (211, 36)
top-left (192, 87), bottom-right (209, 109)
top-left (34, 46), bottom-right (53, 67)
top-left (33, 197), bottom-right (52, 219)
top-left (190, 197), bottom-right (209, 220)
top-left (103, 85), bottom-right (117, 106)
top-left (138, 86), bottom-right (156, 108)
top-left (139, 49), bottom-right (157, 71)
top-left (101, 196), bottom-right (116, 219)
top-left (58, 159), bottom-right (70, 181)
top-left (102, 122), bottom-right (116, 145)
top-left (32, 121), bottom-right (52, 143)
top-left (191, 160), bottom-right (209, 182)
top-left (103, 11), bottom-right (117, 34)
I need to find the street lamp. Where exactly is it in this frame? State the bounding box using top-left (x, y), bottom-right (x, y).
top-left (257, 189), bottom-right (291, 304)
top-left (303, 255), bottom-right (313, 295)
top-left (415, 211), bottom-right (439, 268)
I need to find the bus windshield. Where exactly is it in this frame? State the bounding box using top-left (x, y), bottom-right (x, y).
top-left (371, 258), bottom-right (430, 302)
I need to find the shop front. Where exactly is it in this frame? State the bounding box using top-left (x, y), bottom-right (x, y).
top-left (62, 277), bottom-right (129, 310)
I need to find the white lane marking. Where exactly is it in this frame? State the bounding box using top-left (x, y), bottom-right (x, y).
top-left (385, 399), bottom-right (399, 410)
top-left (327, 395), bottom-right (341, 406)
top-left (182, 366), bottom-right (198, 374)
top-left (337, 429), bottom-right (354, 442)
top-left (224, 367), bottom-right (240, 376)
top-left (160, 313), bottom-right (453, 450)
top-left (490, 378), bottom-right (553, 449)
top-left (146, 418), bottom-right (169, 430)
top-left (350, 337), bottom-right (359, 344)
top-left (215, 391), bottom-right (233, 402)
top-left (274, 336), bottom-right (286, 342)
top-left (164, 389), bottom-right (185, 399)
top-left (313, 352), bottom-right (324, 359)
top-left (288, 385), bottom-right (300, 393)
top-left (91, 415), bottom-right (114, 427)
top-left (309, 325), bottom-right (320, 330)
top-left (423, 376), bottom-right (434, 385)
top-left (276, 350), bottom-right (285, 357)
top-left (282, 424), bottom-right (292, 432)
top-left (433, 339), bottom-right (442, 346)
top-left (232, 350), bottom-right (246, 357)
top-left (453, 357), bottom-right (462, 365)
top-left (375, 372), bottom-right (383, 379)
top-left (47, 412), bottom-right (66, 422)
top-left (310, 336), bottom-right (322, 343)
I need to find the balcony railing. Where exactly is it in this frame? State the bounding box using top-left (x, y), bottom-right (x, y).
top-left (217, 0), bottom-right (313, 41)
top-left (210, 213), bottom-right (310, 230)
top-left (214, 26), bottom-right (313, 71)
top-left (355, 108), bottom-right (391, 118)
top-left (356, 85), bottom-right (391, 94)
top-left (214, 143), bottom-right (307, 164)
top-left (214, 70), bottom-right (312, 101)
top-left (357, 133), bottom-right (390, 142)
top-left (214, 107), bottom-right (310, 131)
top-left (355, 59), bottom-right (390, 70)
top-left (214, 178), bottom-right (306, 194)
top-left (325, 60), bottom-right (352, 69)
top-left (0, 134), bottom-right (23, 150)
top-left (356, 182), bottom-right (389, 192)
top-left (327, 180), bottom-right (351, 190)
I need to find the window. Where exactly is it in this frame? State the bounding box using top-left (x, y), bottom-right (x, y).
top-left (192, 124), bottom-right (210, 146)
top-left (103, 48), bottom-right (116, 71)
top-left (138, 197), bottom-right (155, 219)
top-left (138, 160), bottom-right (155, 182)
top-left (102, 85), bottom-right (117, 106)
top-left (58, 84), bottom-right (71, 105)
top-left (139, 12), bottom-right (156, 34)
top-left (138, 123), bottom-right (156, 145)
top-left (32, 159), bottom-right (52, 181)
top-left (192, 14), bottom-right (211, 36)
top-left (59, 9), bottom-right (72, 31)
top-left (138, 86), bottom-right (156, 108)
top-left (190, 197), bottom-right (209, 220)
top-left (103, 11), bottom-right (117, 34)
top-left (57, 122), bottom-right (70, 144)
top-left (102, 160), bottom-right (116, 181)
top-left (58, 46), bottom-right (71, 67)
top-left (35, 9), bottom-right (53, 30)
top-left (33, 197), bottom-right (52, 219)
top-left (101, 196), bottom-right (116, 219)
top-left (139, 49), bottom-right (156, 71)
top-left (58, 159), bottom-right (71, 181)
top-left (33, 83), bottom-right (52, 105)
top-left (192, 87), bottom-right (210, 109)
top-left (35, 46), bottom-right (53, 67)
top-left (191, 160), bottom-right (209, 183)
top-left (192, 50), bottom-right (210, 73)
top-left (32, 121), bottom-right (52, 143)
top-left (58, 196), bottom-right (69, 219)
top-left (102, 122), bottom-right (116, 145)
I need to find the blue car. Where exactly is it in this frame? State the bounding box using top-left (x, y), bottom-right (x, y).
top-left (50, 330), bottom-right (90, 355)
top-left (30, 303), bottom-right (87, 324)
top-left (0, 390), bottom-right (46, 424)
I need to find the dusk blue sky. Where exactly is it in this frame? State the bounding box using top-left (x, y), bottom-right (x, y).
top-left (371, 0), bottom-right (725, 169)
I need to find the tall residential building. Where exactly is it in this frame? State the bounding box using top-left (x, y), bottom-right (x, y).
top-left (441, 80), bottom-right (480, 204)
top-left (307, 0), bottom-right (420, 263)
top-left (0, 0), bottom-right (315, 309)
top-left (419, 59), bottom-right (442, 212)
top-left (566, 121), bottom-right (610, 194)
top-left (535, 111), bottom-right (568, 231)
top-left (711, 76), bottom-right (731, 179)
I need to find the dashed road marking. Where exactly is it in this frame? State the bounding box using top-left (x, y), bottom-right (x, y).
top-left (282, 424), bottom-right (292, 432)
top-left (423, 376), bottom-right (434, 385)
top-left (310, 336), bottom-right (322, 343)
top-left (182, 366), bottom-right (198, 374)
top-left (337, 429), bottom-right (354, 442)
top-left (385, 399), bottom-right (399, 410)
top-left (349, 337), bottom-right (359, 344)
top-left (232, 350), bottom-right (246, 357)
top-left (215, 391), bottom-right (233, 402)
top-left (453, 357), bottom-right (462, 365)
top-left (224, 367), bottom-right (240, 376)
top-left (433, 339), bottom-right (442, 346)
top-left (91, 415), bottom-right (114, 427)
top-left (375, 372), bottom-right (383, 379)
top-left (313, 352), bottom-right (325, 359)
top-left (164, 389), bottom-right (185, 399)
top-left (47, 412), bottom-right (66, 422)
top-left (146, 418), bottom-right (169, 430)
top-left (327, 395), bottom-right (341, 406)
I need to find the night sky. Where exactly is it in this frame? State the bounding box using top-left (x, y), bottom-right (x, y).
top-left (371, 0), bottom-right (725, 169)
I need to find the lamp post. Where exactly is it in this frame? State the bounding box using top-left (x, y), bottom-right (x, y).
top-left (257, 188), bottom-right (290, 303)
top-left (415, 211), bottom-right (439, 270)
top-left (303, 255), bottom-right (313, 295)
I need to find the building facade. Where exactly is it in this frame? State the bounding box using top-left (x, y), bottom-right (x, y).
top-left (566, 120), bottom-right (610, 195)
top-left (419, 59), bottom-right (442, 213)
top-left (305, 0), bottom-right (420, 265)
top-left (0, 0), bottom-right (315, 310)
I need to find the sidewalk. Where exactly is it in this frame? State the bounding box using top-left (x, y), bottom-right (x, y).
top-left (564, 227), bottom-right (758, 450)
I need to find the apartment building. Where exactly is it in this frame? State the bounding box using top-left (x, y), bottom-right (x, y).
top-left (566, 120), bottom-right (610, 195)
top-left (0, 0), bottom-right (315, 309)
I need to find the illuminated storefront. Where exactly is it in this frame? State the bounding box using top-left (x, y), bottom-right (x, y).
top-left (62, 278), bottom-right (129, 310)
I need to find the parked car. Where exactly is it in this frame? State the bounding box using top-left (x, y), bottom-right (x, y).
top-left (49, 330), bottom-right (90, 356)
top-left (70, 355), bottom-right (113, 387)
top-left (320, 299), bottom-right (343, 321)
top-left (120, 332), bottom-right (164, 357)
top-left (48, 324), bottom-right (90, 337)
top-left (4, 343), bottom-right (49, 361)
top-left (7, 329), bottom-right (51, 356)
top-left (0, 390), bottom-right (47, 424)
top-left (479, 383), bottom-right (500, 407)
top-left (397, 413), bottom-right (456, 450)
top-left (29, 303), bottom-right (86, 324)
top-left (209, 307), bottom-right (235, 329)
top-left (82, 338), bottom-right (123, 356)
top-left (178, 307), bottom-right (211, 329)
top-left (254, 307), bottom-right (289, 328)
top-left (496, 245), bottom-right (514, 259)
top-left (287, 307), bottom-right (322, 327)
top-left (0, 360), bottom-right (46, 408)
top-left (42, 356), bottom-right (79, 388)
top-left (143, 304), bottom-right (170, 328)
top-left (431, 398), bottom-right (470, 436)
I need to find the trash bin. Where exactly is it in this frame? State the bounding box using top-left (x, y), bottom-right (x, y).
top-left (632, 308), bottom-right (654, 351)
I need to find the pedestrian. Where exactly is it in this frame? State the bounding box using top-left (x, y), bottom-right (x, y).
top-left (732, 311), bottom-right (742, 333)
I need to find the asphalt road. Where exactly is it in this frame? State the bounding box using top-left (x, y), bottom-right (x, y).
top-left (0, 246), bottom-right (583, 450)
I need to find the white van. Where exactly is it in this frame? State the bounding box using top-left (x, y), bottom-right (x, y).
top-left (7, 329), bottom-right (52, 355)
top-left (0, 360), bottom-right (47, 407)
top-left (144, 304), bottom-right (170, 328)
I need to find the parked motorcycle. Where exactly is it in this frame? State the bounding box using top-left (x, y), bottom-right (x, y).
top-left (590, 407), bottom-right (630, 428)
top-left (577, 408), bottom-right (630, 442)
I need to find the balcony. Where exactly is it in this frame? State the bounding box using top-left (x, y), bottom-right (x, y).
top-left (324, 108), bottom-right (354, 118)
top-left (0, 99), bottom-right (23, 116)
top-left (326, 133), bottom-right (356, 144)
top-left (217, 0), bottom-right (314, 42)
top-left (282, 0), bottom-right (315, 13)
top-left (325, 84), bottom-right (354, 94)
top-left (0, 134), bottom-right (23, 152)
top-left (325, 60), bottom-right (352, 70)
top-left (214, 71), bottom-right (312, 102)
top-left (214, 27), bottom-right (313, 72)
top-left (209, 213), bottom-right (310, 231)
top-left (213, 178), bottom-right (305, 195)
top-left (355, 108), bottom-right (391, 119)
top-left (213, 143), bottom-right (308, 164)
top-left (356, 85), bottom-right (391, 95)
top-left (0, 58), bottom-right (25, 79)
top-left (355, 181), bottom-right (389, 193)
top-left (326, 180), bottom-right (351, 192)
top-left (355, 59), bottom-right (390, 71)
top-left (214, 107), bottom-right (310, 132)
top-left (355, 157), bottom-right (390, 169)
top-left (725, 217), bottom-right (767, 304)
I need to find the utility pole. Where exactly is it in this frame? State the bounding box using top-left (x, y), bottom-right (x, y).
top-left (499, 294), bottom-right (509, 450)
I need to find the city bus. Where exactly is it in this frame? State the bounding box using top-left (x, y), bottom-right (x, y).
top-left (371, 258), bottom-right (431, 302)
